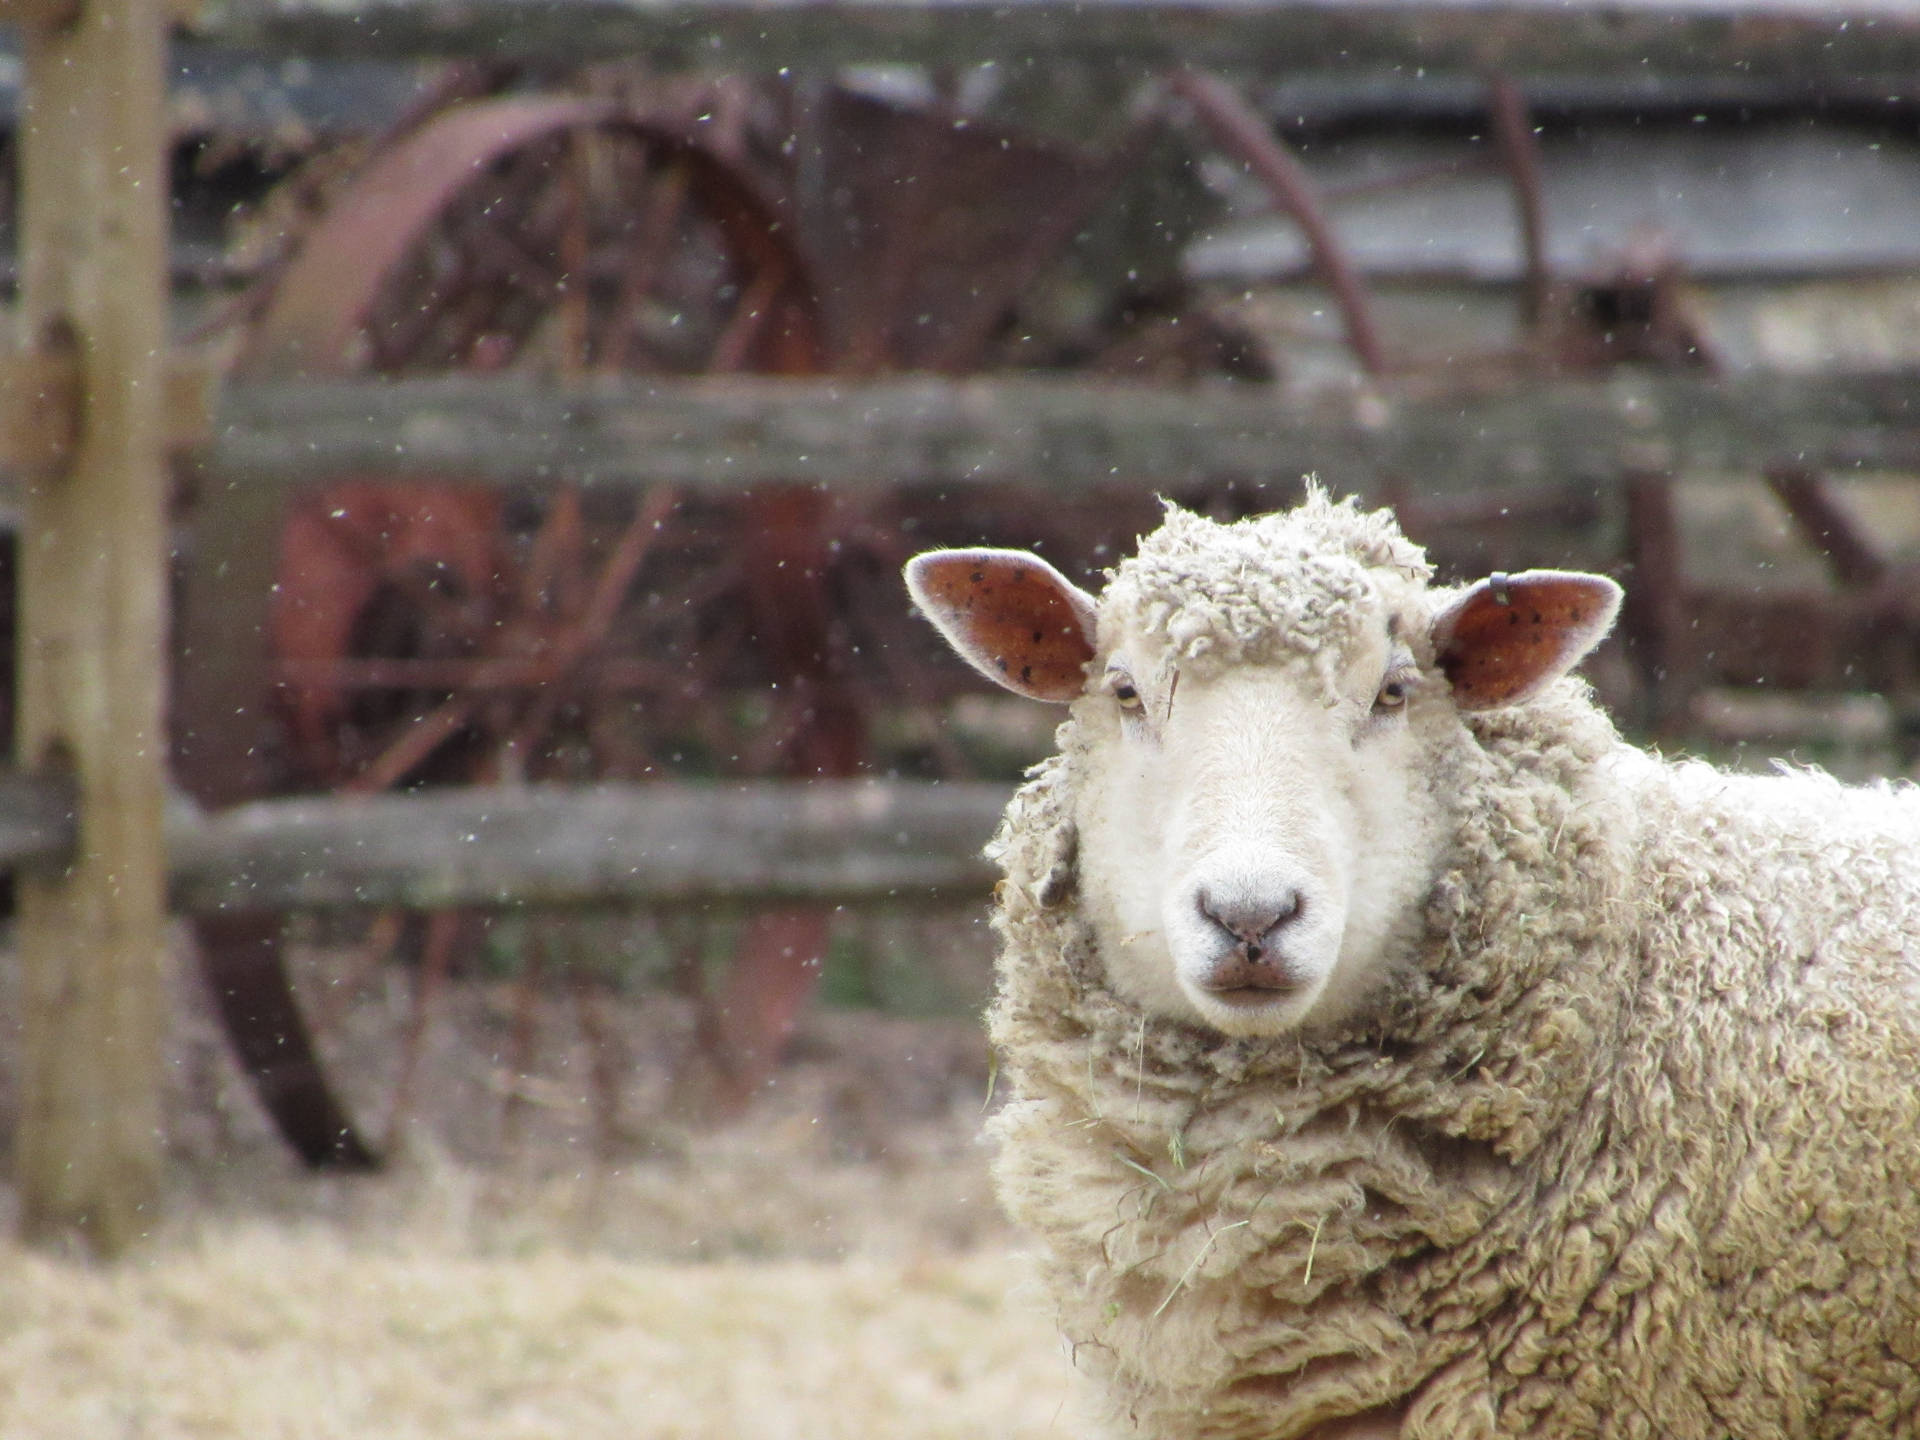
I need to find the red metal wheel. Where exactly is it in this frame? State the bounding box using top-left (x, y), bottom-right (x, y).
top-left (239, 97), bottom-right (820, 381)
top-left (180, 84), bottom-right (1167, 1163)
top-left (181, 95), bottom-right (828, 1166)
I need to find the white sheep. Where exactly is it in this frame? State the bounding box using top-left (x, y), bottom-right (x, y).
top-left (905, 489), bottom-right (1920, 1439)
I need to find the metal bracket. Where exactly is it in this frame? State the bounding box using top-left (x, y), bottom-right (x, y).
top-left (0, 0), bottom-right (85, 32)
top-left (0, 339), bottom-right (219, 474)
top-left (0, 323), bottom-right (81, 473)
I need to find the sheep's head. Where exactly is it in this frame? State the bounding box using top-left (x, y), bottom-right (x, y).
top-left (906, 494), bottom-right (1621, 1038)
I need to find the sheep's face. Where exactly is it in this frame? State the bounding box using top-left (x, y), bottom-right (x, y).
top-left (905, 497), bottom-right (1620, 1037)
top-left (1067, 595), bottom-right (1447, 1035)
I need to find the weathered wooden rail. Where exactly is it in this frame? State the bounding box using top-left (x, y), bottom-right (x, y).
top-left (188, 0), bottom-right (1920, 85)
top-left (0, 773), bottom-right (1007, 911)
top-left (11, 0), bottom-right (1920, 1248)
top-left (174, 781), bottom-right (1006, 911)
top-left (201, 370), bottom-right (1920, 495)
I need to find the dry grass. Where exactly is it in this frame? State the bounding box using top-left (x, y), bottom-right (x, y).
top-left (0, 942), bottom-right (1080, 1438)
top-left (0, 1123), bottom-right (1073, 1440)
top-left (0, 1220), bottom-right (1071, 1439)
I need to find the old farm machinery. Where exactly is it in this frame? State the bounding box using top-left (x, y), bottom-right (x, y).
top-left (170, 71), bottom-right (1920, 1168)
top-left (176, 81), bottom-right (1171, 1165)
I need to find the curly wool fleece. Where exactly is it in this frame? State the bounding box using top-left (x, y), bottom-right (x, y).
top-left (985, 498), bottom-right (1920, 1439)
top-left (1097, 497), bottom-right (1430, 681)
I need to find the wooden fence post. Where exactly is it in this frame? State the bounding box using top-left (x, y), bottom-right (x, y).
top-left (8, 0), bottom-right (170, 1254)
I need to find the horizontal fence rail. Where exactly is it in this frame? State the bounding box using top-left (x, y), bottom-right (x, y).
top-left (186, 0), bottom-right (1920, 85)
top-left (191, 372), bottom-right (1920, 496)
top-left (0, 773), bottom-right (1009, 912)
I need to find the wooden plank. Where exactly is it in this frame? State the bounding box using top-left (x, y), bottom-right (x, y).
top-left (167, 781), bottom-right (1007, 912)
top-left (185, 0), bottom-right (1920, 85)
top-left (0, 769), bottom-right (1005, 908)
top-left (193, 370), bottom-right (1920, 496)
top-left (12, 0), bottom-right (171, 1255)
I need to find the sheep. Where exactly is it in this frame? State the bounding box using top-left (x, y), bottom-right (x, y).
top-left (903, 488), bottom-right (1920, 1440)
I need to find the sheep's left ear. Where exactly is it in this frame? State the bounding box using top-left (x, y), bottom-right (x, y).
top-left (904, 548), bottom-right (1098, 703)
top-left (1431, 570), bottom-right (1622, 710)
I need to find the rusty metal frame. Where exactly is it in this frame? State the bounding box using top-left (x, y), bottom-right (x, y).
top-left (181, 94), bottom-right (829, 1167)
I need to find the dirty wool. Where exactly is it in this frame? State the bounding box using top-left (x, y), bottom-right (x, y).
top-left (985, 496), bottom-right (1920, 1437)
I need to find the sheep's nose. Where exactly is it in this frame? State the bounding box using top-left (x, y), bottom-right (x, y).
top-left (1196, 886), bottom-right (1302, 958)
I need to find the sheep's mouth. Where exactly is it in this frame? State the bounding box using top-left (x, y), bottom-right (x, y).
top-left (1196, 971), bottom-right (1307, 1007)
top-left (1194, 942), bottom-right (1308, 995)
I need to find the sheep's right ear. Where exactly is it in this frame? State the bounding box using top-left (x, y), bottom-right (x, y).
top-left (904, 548), bottom-right (1098, 703)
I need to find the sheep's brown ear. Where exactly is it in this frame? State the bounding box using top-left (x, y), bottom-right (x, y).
top-left (1431, 569), bottom-right (1622, 710)
top-left (904, 548), bottom-right (1097, 703)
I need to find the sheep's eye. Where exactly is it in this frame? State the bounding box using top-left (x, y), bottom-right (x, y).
top-left (1373, 669), bottom-right (1416, 713)
top-left (1105, 668), bottom-right (1144, 711)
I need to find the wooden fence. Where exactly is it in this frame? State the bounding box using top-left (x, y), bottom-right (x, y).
top-left (190, 0), bottom-right (1920, 82)
top-left (6, 0), bottom-right (1920, 1252)
top-left (206, 371), bottom-right (1920, 495)
top-left (1, 774), bottom-right (1006, 912)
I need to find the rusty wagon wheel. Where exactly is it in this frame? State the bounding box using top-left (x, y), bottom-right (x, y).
top-left (179, 95), bottom-right (833, 1167)
top-left (234, 96), bottom-right (819, 380)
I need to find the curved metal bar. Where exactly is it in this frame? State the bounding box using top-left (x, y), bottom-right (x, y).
top-left (192, 913), bottom-right (382, 1169)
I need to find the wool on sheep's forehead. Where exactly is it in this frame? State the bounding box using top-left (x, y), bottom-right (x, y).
top-left (1102, 492), bottom-right (1434, 676)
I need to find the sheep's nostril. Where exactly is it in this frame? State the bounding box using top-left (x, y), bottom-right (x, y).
top-left (1196, 887), bottom-right (1303, 952)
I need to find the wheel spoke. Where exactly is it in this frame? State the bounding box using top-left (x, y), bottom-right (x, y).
top-left (554, 132), bottom-right (593, 374)
top-left (380, 910), bottom-right (462, 1155)
top-left (517, 487), bottom-right (588, 615)
top-left (500, 486), bottom-right (680, 766)
top-left (707, 260), bottom-right (785, 375)
top-left (612, 157), bottom-right (693, 370)
top-left (342, 694), bottom-right (481, 794)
